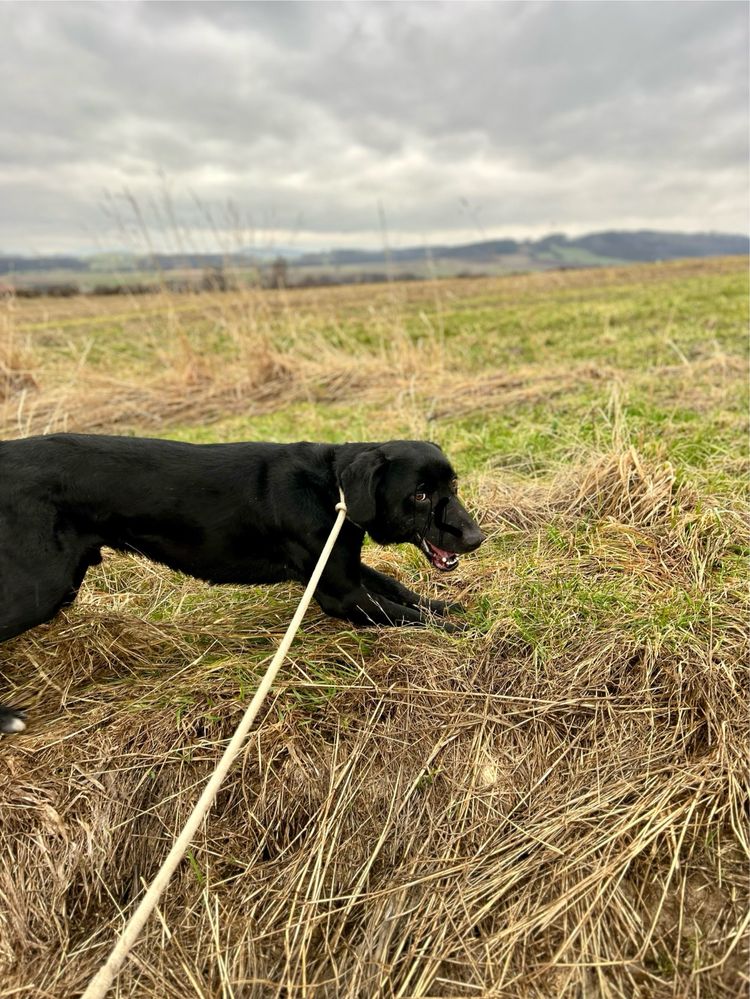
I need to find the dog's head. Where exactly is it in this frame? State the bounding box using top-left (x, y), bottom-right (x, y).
top-left (339, 441), bottom-right (485, 571)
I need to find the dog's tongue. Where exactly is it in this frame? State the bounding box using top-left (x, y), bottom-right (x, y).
top-left (422, 539), bottom-right (460, 572)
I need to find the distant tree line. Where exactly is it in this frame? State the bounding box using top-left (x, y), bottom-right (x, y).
top-left (1, 262), bottom-right (439, 297)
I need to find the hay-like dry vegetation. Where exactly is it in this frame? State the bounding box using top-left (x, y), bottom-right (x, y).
top-left (0, 258), bottom-right (748, 997)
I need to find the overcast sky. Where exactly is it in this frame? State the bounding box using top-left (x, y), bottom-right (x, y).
top-left (1, 0), bottom-right (747, 255)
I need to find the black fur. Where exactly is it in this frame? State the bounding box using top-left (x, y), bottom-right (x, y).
top-left (0, 433), bottom-right (484, 732)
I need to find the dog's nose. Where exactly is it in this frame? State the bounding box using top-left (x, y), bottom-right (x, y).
top-left (464, 527), bottom-right (486, 551)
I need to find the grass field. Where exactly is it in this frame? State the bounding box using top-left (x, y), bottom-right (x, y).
top-left (0, 257), bottom-right (748, 997)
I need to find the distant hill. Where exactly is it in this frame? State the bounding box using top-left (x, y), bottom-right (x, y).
top-left (294, 231), bottom-right (749, 267)
top-left (564, 230), bottom-right (750, 262)
top-left (1, 230), bottom-right (747, 287)
top-left (295, 238), bottom-right (523, 267)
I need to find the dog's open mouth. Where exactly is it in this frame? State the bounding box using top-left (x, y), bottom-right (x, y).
top-left (420, 538), bottom-right (460, 572)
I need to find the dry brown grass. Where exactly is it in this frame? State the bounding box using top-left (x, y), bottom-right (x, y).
top-left (0, 357), bottom-right (619, 442)
top-left (480, 447), bottom-right (688, 530)
top-left (0, 306), bottom-right (38, 402)
top-left (0, 262), bottom-right (748, 997)
top-left (0, 447), bottom-right (747, 998)
top-left (0, 288), bottom-right (602, 439)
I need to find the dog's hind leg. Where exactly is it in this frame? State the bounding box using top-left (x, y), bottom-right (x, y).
top-left (0, 560), bottom-right (83, 642)
top-left (0, 705), bottom-right (27, 733)
top-left (0, 532), bottom-right (93, 733)
top-left (0, 562), bottom-right (73, 734)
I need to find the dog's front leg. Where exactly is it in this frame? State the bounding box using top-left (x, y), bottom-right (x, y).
top-left (311, 544), bottom-right (443, 627)
top-left (315, 582), bottom-right (429, 627)
top-left (360, 565), bottom-right (462, 616)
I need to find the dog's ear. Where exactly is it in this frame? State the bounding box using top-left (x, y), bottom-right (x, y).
top-left (340, 449), bottom-right (387, 527)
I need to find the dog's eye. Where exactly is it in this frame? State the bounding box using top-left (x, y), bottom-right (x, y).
top-left (415, 491), bottom-right (428, 503)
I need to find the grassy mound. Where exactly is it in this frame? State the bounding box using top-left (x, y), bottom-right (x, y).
top-left (1, 259), bottom-right (748, 997)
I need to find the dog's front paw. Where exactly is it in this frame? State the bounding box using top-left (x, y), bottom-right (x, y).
top-left (425, 599), bottom-right (465, 616)
top-left (439, 618), bottom-right (470, 634)
top-left (0, 705), bottom-right (27, 734)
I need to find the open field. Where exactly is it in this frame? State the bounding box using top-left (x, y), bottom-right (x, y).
top-left (0, 252), bottom-right (613, 292)
top-left (0, 257), bottom-right (748, 997)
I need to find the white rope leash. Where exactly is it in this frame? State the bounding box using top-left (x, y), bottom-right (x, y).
top-left (81, 490), bottom-right (348, 999)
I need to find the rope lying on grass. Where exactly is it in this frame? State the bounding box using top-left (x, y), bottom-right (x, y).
top-left (81, 491), bottom-right (349, 999)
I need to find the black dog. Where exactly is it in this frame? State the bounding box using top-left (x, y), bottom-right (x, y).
top-left (0, 434), bottom-right (485, 732)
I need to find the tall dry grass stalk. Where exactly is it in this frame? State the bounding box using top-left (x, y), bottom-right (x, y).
top-left (0, 297), bottom-right (38, 404)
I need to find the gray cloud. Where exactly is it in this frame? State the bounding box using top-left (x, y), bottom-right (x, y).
top-left (0, 0), bottom-right (747, 254)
